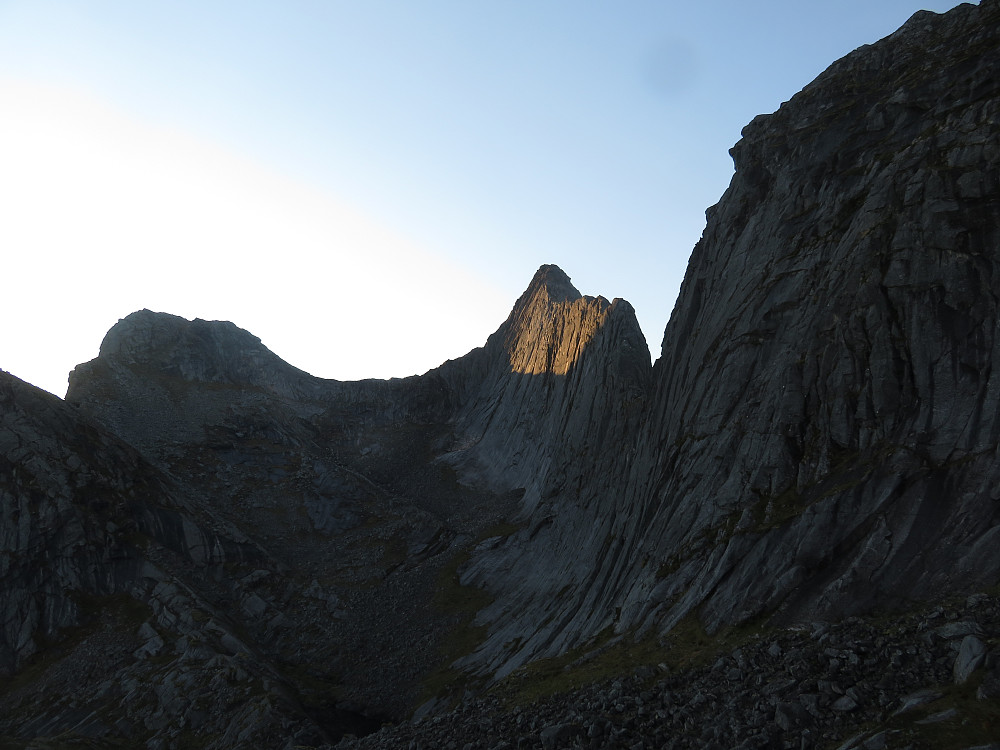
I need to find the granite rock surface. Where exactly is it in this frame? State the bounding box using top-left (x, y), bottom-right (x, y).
top-left (444, 0), bottom-right (1000, 682)
top-left (3, 1), bottom-right (1000, 747)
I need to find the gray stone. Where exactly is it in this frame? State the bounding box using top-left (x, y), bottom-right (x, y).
top-left (539, 723), bottom-right (580, 749)
top-left (916, 708), bottom-right (959, 724)
top-left (862, 731), bottom-right (889, 750)
top-left (977, 668), bottom-right (1000, 700)
top-left (134, 622), bottom-right (165, 659)
top-left (894, 689), bottom-right (944, 715)
top-left (954, 635), bottom-right (988, 684)
top-left (832, 696), bottom-right (858, 713)
top-left (936, 622), bottom-right (983, 641)
top-left (774, 701), bottom-right (812, 731)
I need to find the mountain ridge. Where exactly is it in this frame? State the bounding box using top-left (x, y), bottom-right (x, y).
top-left (3, 1), bottom-right (1000, 747)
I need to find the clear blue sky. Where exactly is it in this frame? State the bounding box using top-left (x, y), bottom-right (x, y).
top-left (0, 0), bottom-right (969, 396)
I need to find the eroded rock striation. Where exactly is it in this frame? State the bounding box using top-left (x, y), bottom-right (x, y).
top-left (2, 262), bottom-right (649, 744)
top-left (632, 0), bottom-right (1000, 631)
top-left (436, 0), bottom-right (1000, 685)
top-left (3, 1), bottom-right (1000, 747)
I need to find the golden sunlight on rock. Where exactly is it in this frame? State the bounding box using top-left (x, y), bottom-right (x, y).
top-left (505, 294), bottom-right (612, 376)
top-left (502, 265), bottom-right (613, 376)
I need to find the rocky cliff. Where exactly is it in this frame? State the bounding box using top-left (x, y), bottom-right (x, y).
top-left (447, 0), bottom-right (1000, 681)
top-left (1, 261), bottom-right (648, 744)
top-left (3, 1), bottom-right (1000, 748)
top-left (636, 0), bottom-right (1000, 633)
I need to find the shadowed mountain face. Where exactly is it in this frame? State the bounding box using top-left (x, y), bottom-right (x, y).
top-left (1, 263), bottom-right (650, 744)
top-left (3, 1), bottom-right (1000, 747)
top-left (632, 0), bottom-right (1000, 633)
top-left (452, 0), bottom-right (1000, 681)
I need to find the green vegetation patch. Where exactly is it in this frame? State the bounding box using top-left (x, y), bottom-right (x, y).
top-left (752, 485), bottom-right (806, 531)
top-left (1, 594), bottom-right (153, 699)
top-left (849, 675), bottom-right (1000, 750)
top-left (659, 615), bottom-right (770, 672)
top-left (495, 626), bottom-right (630, 706)
top-left (496, 614), bottom-right (771, 708)
top-left (417, 521), bottom-right (525, 708)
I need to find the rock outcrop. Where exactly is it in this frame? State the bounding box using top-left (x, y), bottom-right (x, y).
top-left (0, 372), bottom-right (362, 747)
top-left (443, 263), bottom-right (651, 513)
top-left (3, 1), bottom-right (1000, 748)
top-left (631, 0), bottom-right (1000, 632)
top-left (452, 0), bottom-right (1000, 680)
top-left (1, 260), bottom-right (648, 744)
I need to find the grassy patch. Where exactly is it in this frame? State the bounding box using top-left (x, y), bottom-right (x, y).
top-left (656, 558), bottom-right (682, 580)
top-left (416, 522), bottom-right (525, 709)
top-left (749, 443), bottom-right (895, 533)
top-left (417, 553), bottom-right (493, 705)
top-left (657, 509), bottom-right (743, 580)
top-left (476, 522), bottom-right (523, 543)
top-left (752, 486), bottom-right (805, 531)
top-left (0, 594), bottom-right (152, 699)
top-left (494, 614), bottom-right (771, 708)
top-left (658, 615), bottom-right (769, 672)
top-left (845, 675), bottom-right (1000, 750)
top-left (495, 626), bottom-right (630, 705)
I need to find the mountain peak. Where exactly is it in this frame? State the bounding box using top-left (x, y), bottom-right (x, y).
top-left (521, 264), bottom-right (580, 304)
top-left (9, 3), bottom-right (1000, 744)
top-left (68, 310), bottom-right (320, 410)
top-left (495, 264), bottom-right (620, 376)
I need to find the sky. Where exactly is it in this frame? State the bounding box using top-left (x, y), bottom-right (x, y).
top-left (0, 0), bottom-right (971, 397)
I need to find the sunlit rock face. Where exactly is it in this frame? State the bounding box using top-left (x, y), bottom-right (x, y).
top-left (441, 264), bottom-right (651, 514)
top-left (502, 264), bottom-right (615, 376)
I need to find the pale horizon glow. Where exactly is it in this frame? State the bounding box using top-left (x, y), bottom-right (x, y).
top-left (0, 1), bottom-right (970, 397)
top-left (1, 79), bottom-right (510, 395)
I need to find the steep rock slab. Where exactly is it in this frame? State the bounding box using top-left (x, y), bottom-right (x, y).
top-left (448, 0), bottom-right (1000, 680)
top-left (0, 372), bottom-right (148, 673)
top-left (449, 266), bottom-right (653, 677)
top-left (443, 264), bottom-right (651, 514)
top-left (630, 0), bottom-right (1000, 634)
top-left (0, 371), bottom-right (261, 672)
